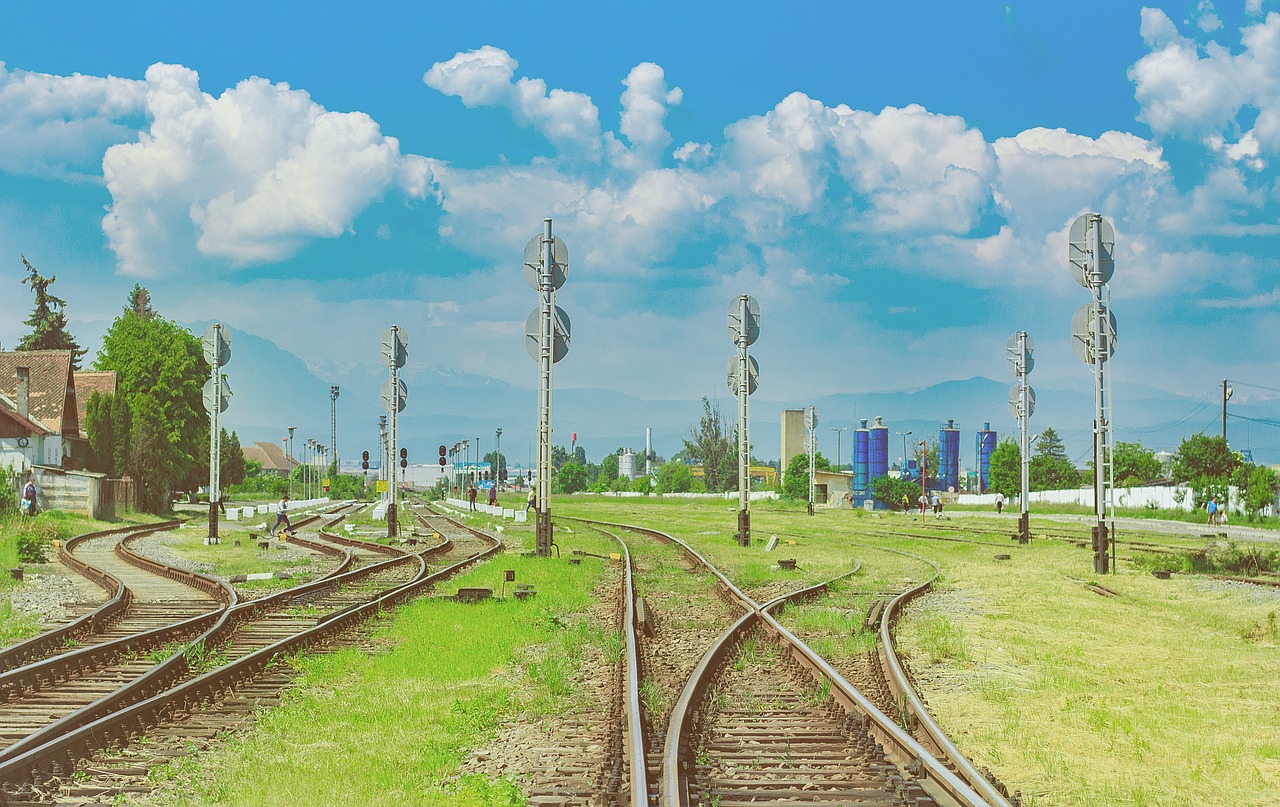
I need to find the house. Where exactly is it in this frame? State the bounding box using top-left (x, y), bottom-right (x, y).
top-left (241, 441), bottom-right (298, 476)
top-left (0, 351), bottom-right (85, 473)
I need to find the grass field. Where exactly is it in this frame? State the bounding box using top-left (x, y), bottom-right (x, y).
top-left (127, 496), bottom-right (1280, 806)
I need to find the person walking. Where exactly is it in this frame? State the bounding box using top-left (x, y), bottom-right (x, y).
top-left (487, 484), bottom-right (497, 507)
top-left (995, 492), bottom-right (1005, 514)
top-left (901, 493), bottom-right (910, 512)
top-left (21, 477), bottom-right (37, 517)
top-left (468, 483), bottom-right (478, 511)
top-left (270, 494), bottom-right (291, 536)
top-left (931, 493), bottom-right (941, 515)
top-left (525, 486), bottom-right (537, 513)
top-left (1207, 497), bottom-right (1218, 525)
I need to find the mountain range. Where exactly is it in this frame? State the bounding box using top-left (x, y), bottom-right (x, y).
top-left (192, 321), bottom-right (1279, 471)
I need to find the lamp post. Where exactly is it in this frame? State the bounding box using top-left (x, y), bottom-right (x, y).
top-left (495, 428), bottom-right (503, 488)
top-left (918, 440), bottom-right (928, 514)
top-left (896, 431), bottom-right (912, 478)
top-left (287, 427), bottom-right (296, 499)
top-left (830, 426), bottom-right (848, 472)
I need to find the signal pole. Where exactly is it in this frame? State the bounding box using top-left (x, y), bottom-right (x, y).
top-left (330, 386), bottom-right (340, 475)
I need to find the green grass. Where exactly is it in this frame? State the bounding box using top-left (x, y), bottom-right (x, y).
top-left (141, 531), bottom-right (618, 806)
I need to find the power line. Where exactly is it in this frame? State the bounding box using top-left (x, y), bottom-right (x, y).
top-left (1228, 412), bottom-right (1280, 429)
top-left (1229, 379), bottom-right (1280, 396)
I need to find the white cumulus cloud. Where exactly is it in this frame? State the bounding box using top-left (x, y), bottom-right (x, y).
top-left (101, 63), bottom-right (434, 276)
top-left (0, 62), bottom-right (145, 180)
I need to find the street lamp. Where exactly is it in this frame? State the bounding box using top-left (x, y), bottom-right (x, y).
top-left (896, 431), bottom-right (912, 478)
top-left (918, 440), bottom-right (927, 512)
top-left (830, 426), bottom-right (848, 472)
top-left (495, 428), bottom-right (503, 488)
top-left (287, 427), bottom-right (297, 499)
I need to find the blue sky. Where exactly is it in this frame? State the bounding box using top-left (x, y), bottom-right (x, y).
top-left (0, 1), bottom-right (1277, 461)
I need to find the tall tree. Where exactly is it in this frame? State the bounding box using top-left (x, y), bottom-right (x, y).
top-left (1171, 434), bottom-right (1239, 483)
top-left (1030, 426), bottom-right (1078, 490)
top-left (682, 397), bottom-right (737, 493)
top-left (16, 255), bottom-right (85, 368)
top-left (781, 452), bottom-right (830, 500)
top-left (600, 451), bottom-right (619, 483)
top-left (987, 438), bottom-right (1021, 498)
top-left (84, 392), bottom-right (115, 474)
top-left (110, 395), bottom-right (132, 477)
top-left (1110, 441), bottom-right (1163, 487)
top-left (94, 292), bottom-right (208, 511)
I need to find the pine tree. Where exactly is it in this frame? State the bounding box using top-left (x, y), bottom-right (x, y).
top-left (85, 392), bottom-right (116, 474)
top-left (126, 284), bottom-right (155, 319)
top-left (17, 255), bottom-right (86, 368)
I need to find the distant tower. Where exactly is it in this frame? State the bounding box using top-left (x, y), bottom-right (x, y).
top-left (853, 419), bottom-right (870, 492)
top-left (939, 419), bottom-right (960, 492)
top-left (868, 417), bottom-right (889, 481)
top-left (976, 422), bottom-right (997, 493)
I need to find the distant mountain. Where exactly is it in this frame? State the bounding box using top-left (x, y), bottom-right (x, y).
top-left (191, 321), bottom-right (1278, 469)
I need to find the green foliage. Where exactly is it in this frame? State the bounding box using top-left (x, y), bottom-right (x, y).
top-left (1172, 434), bottom-right (1240, 484)
top-left (94, 295), bottom-right (209, 511)
top-left (16, 255), bottom-right (85, 368)
top-left (781, 452), bottom-right (829, 500)
top-left (987, 438), bottom-right (1020, 498)
top-left (223, 430), bottom-right (246, 486)
top-left (0, 465), bottom-right (19, 516)
top-left (1241, 465), bottom-right (1280, 521)
top-left (482, 450), bottom-right (507, 480)
top-left (1030, 454), bottom-right (1080, 491)
top-left (655, 461), bottom-right (694, 493)
top-left (1112, 441), bottom-right (1163, 486)
top-left (913, 439), bottom-right (939, 483)
top-left (110, 395), bottom-right (132, 476)
top-left (14, 521), bottom-right (52, 563)
top-left (128, 393), bottom-right (179, 513)
top-left (871, 474), bottom-right (920, 509)
top-left (554, 462), bottom-right (587, 494)
top-left (1035, 427), bottom-right (1068, 461)
top-left (681, 396), bottom-right (737, 493)
top-left (599, 452), bottom-right (619, 484)
top-left (630, 475), bottom-right (652, 494)
top-left (551, 444), bottom-right (569, 468)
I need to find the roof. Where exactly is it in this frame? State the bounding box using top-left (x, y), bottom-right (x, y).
top-left (72, 371), bottom-right (117, 439)
top-left (243, 441), bottom-right (298, 473)
top-left (0, 351), bottom-right (78, 436)
top-left (0, 394), bottom-right (54, 438)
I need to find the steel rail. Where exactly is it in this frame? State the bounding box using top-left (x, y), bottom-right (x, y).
top-left (0, 520), bottom-right (181, 672)
top-left (569, 517), bottom-right (994, 807)
top-left (580, 523), bottom-right (649, 807)
top-left (0, 513), bottom-right (501, 786)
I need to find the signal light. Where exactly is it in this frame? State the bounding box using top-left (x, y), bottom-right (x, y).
top-left (438, 457), bottom-right (446, 467)
top-left (438, 444), bottom-right (446, 457)
top-left (400, 458), bottom-right (407, 469)
top-left (400, 448), bottom-right (408, 459)
top-left (361, 449), bottom-right (369, 470)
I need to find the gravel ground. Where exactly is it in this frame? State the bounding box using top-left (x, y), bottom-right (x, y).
top-left (6, 566), bottom-right (88, 624)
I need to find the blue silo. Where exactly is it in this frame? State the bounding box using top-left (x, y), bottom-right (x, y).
top-left (939, 419), bottom-right (960, 492)
top-left (853, 419), bottom-right (869, 491)
top-left (976, 422), bottom-right (997, 493)
top-left (869, 416), bottom-right (889, 481)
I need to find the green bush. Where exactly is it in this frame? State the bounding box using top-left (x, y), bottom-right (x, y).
top-left (15, 522), bottom-right (53, 564)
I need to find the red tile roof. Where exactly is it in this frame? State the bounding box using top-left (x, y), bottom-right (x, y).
top-left (242, 441), bottom-right (298, 473)
top-left (0, 351), bottom-right (77, 437)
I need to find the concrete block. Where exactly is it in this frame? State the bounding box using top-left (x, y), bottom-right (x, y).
top-left (514, 510), bottom-right (528, 523)
top-left (503, 508), bottom-right (514, 519)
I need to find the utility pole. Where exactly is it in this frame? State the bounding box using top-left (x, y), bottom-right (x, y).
top-left (330, 386), bottom-right (340, 475)
top-left (831, 426), bottom-right (848, 472)
top-left (1223, 379), bottom-right (1232, 442)
top-left (728, 295), bottom-right (760, 545)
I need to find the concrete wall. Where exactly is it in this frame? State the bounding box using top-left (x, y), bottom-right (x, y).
top-left (780, 409), bottom-right (806, 477)
top-left (958, 484), bottom-right (1277, 517)
top-left (28, 465), bottom-right (107, 519)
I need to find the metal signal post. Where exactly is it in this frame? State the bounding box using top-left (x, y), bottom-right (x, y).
top-left (202, 323), bottom-right (231, 544)
top-left (523, 219), bottom-right (571, 556)
top-left (1007, 331), bottom-right (1035, 544)
top-left (727, 295), bottom-right (760, 545)
top-left (381, 326), bottom-right (408, 539)
top-left (1069, 213), bottom-right (1118, 573)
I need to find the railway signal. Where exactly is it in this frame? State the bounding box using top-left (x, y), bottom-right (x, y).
top-left (438, 444), bottom-right (447, 467)
top-left (381, 325), bottom-right (407, 538)
top-left (728, 294), bottom-right (760, 544)
top-left (202, 323), bottom-right (231, 545)
top-left (1068, 213), bottom-right (1118, 574)
top-left (362, 450), bottom-right (369, 470)
top-left (524, 218), bottom-right (570, 556)
top-left (1007, 331), bottom-right (1035, 544)
top-left (400, 447), bottom-right (408, 469)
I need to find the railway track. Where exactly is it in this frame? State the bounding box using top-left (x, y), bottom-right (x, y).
top-left (0, 504), bottom-right (502, 803)
top-left (563, 517), bottom-right (1007, 807)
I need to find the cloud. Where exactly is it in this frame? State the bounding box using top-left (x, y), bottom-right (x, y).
top-left (424, 46), bottom-right (603, 157)
top-left (1130, 8), bottom-right (1280, 154)
top-left (101, 63), bottom-right (434, 276)
top-left (1200, 288), bottom-right (1280, 308)
top-left (618, 62), bottom-right (682, 160)
top-left (0, 62), bottom-right (145, 180)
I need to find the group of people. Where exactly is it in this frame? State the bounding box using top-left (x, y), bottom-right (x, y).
top-left (899, 492), bottom-right (944, 515)
top-left (464, 483), bottom-right (499, 511)
top-left (1206, 496), bottom-right (1228, 526)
